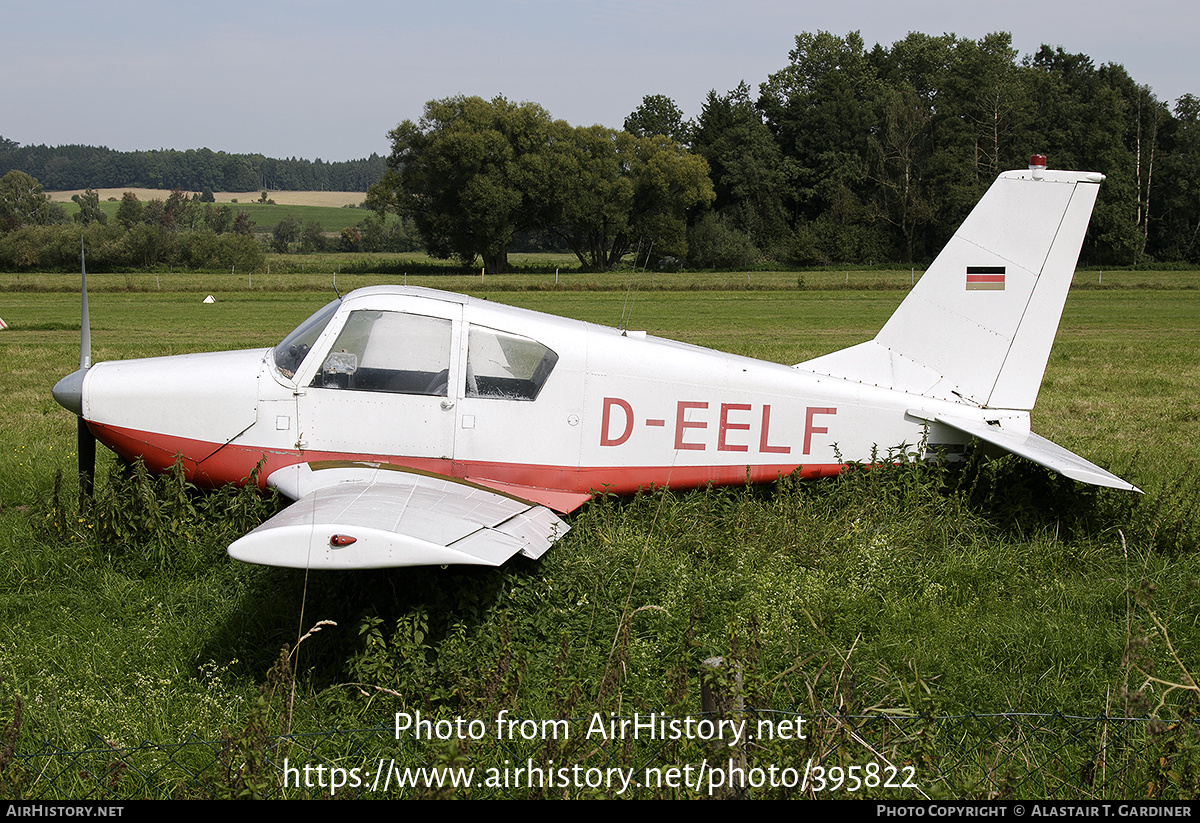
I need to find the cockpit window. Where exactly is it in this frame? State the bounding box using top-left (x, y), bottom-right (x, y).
top-left (465, 325), bottom-right (558, 400)
top-left (273, 298), bottom-right (340, 378)
top-left (312, 310), bottom-right (453, 396)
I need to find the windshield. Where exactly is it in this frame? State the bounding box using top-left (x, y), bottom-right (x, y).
top-left (273, 298), bottom-right (340, 377)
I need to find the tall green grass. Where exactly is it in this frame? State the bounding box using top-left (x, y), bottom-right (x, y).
top-left (1, 281), bottom-right (1199, 797)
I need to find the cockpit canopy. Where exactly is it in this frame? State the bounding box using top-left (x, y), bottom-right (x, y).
top-left (272, 295), bottom-right (559, 401)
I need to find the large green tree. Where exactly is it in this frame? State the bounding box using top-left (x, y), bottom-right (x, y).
top-left (759, 31), bottom-right (880, 220)
top-left (537, 125), bottom-right (714, 269)
top-left (373, 96), bottom-right (713, 272)
top-left (690, 82), bottom-right (789, 251)
top-left (115, 191), bottom-right (144, 228)
top-left (0, 170), bottom-right (62, 232)
top-left (1024, 47), bottom-right (1144, 264)
top-left (623, 94), bottom-right (692, 145)
top-left (371, 95), bottom-right (557, 274)
top-left (1156, 94), bottom-right (1200, 261)
top-left (71, 188), bottom-right (107, 226)
top-left (862, 32), bottom-right (956, 261)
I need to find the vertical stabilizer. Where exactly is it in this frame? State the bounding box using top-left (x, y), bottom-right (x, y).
top-left (799, 161), bottom-right (1104, 411)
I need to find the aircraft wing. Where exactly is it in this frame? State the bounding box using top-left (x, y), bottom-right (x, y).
top-left (227, 462), bottom-right (569, 569)
top-left (911, 412), bottom-right (1140, 493)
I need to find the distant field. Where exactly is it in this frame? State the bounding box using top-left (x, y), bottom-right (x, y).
top-left (47, 189), bottom-right (365, 207)
top-left (51, 192), bottom-right (371, 233)
top-left (214, 201), bottom-right (368, 232)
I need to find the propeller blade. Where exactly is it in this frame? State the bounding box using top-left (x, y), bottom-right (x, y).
top-left (77, 235), bottom-right (95, 505)
top-left (80, 234), bottom-right (90, 371)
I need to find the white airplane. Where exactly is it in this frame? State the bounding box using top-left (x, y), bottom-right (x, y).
top-left (52, 156), bottom-right (1137, 570)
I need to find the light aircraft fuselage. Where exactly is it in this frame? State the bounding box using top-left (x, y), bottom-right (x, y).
top-left (77, 286), bottom-right (975, 509)
top-left (53, 160), bottom-right (1138, 569)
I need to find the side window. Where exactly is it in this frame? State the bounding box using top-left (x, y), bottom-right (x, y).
top-left (465, 325), bottom-right (558, 401)
top-left (312, 310), bottom-right (452, 396)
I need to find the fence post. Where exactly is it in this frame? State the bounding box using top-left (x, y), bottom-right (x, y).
top-left (701, 656), bottom-right (746, 797)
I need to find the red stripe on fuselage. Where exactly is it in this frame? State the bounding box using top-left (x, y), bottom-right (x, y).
top-left (87, 421), bottom-right (841, 512)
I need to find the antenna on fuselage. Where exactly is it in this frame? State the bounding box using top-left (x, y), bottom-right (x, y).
top-left (618, 273), bottom-right (636, 333)
top-left (619, 239), bottom-right (653, 334)
top-left (619, 241), bottom-right (639, 332)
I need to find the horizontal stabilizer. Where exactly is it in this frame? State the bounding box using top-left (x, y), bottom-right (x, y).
top-left (922, 414), bottom-right (1139, 492)
top-left (228, 463), bottom-right (569, 569)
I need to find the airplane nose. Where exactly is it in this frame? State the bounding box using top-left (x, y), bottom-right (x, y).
top-left (52, 368), bottom-right (87, 416)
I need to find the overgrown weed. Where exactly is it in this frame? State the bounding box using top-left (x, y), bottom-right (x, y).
top-left (209, 620), bottom-right (335, 799)
top-left (38, 457), bottom-right (280, 578)
top-left (11, 440), bottom-right (1200, 795)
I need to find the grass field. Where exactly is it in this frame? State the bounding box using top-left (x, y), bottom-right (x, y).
top-left (1, 276), bottom-right (1199, 797)
top-left (9, 265), bottom-right (1200, 292)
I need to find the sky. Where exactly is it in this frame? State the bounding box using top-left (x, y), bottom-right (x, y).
top-left (3, 0), bottom-right (1198, 163)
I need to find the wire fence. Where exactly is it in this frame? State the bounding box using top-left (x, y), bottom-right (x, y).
top-left (3, 711), bottom-right (1198, 799)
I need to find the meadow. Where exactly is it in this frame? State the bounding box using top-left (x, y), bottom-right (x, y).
top-left (1, 271), bottom-right (1199, 797)
top-left (50, 189), bottom-right (369, 234)
top-left (48, 190), bottom-right (365, 209)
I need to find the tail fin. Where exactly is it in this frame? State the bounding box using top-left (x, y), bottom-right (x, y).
top-left (797, 161), bottom-right (1137, 492)
top-left (800, 162), bottom-right (1104, 411)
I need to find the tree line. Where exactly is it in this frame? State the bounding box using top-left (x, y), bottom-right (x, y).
top-left (0, 138), bottom-right (387, 193)
top-left (4, 31), bottom-right (1198, 270)
top-left (0, 174), bottom-right (423, 271)
top-left (372, 31), bottom-right (1200, 270)
top-left (670, 31), bottom-right (1199, 267)
top-left (0, 180), bottom-right (264, 272)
